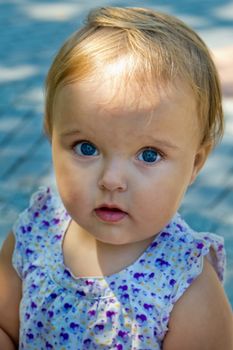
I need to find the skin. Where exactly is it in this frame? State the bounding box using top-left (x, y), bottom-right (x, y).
top-left (0, 233), bottom-right (21, 349)
top-left (51, 69), bottom-right (210, 277)
top-left (0, 62), bottom-right (232, 348)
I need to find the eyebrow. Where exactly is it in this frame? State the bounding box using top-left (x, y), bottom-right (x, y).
top-left (60, 129), bottom-right (179, 150)
top-left (60, 129), bottom-right (81, 137)
top-left (140, 134), bottom-right (180, 150)
top-left (149, 138), bottom-right (180, 150)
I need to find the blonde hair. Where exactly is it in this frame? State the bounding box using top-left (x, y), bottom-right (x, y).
top-left (44, 6), bottom-right (223, 146)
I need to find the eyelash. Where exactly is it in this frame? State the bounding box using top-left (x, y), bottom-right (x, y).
top-left (137, 147), bottom-right (163, 165)
top-left (72, 140), bottom-right (99, 157)
top-left (72, 140), bottom-right (164, 165)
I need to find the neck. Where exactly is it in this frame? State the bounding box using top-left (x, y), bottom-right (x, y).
top-left (63, 220), bottom-right (156, 277)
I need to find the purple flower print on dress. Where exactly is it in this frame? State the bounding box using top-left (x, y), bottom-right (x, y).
top-left (133, 272), bottom-right (146, 281)
top-left (25, 313), bottom-right (30, 321)
top-left (155, 258), bottom-right (171, 270)
top-left (83, 338), bottom-right (92, 348)
top-left (185, 250), bottom-right (191, 258)
top-left (48, 292), bottom-right (58, 302)
top-left (28, 264), bottom-right (37, 273)
top-left (26, 225), bottom-right (32, 232)
top-left (36, 235), bottom-right (42, 243)
top-left (139, 258), bottom-right (146, 265)
top-left (37, 321), bottom-right (43, 329)
top-left (38, 194), bottom-right (43, 201)
top-left (187, 277), bottom-right (194, 284)
top-left (33, 211), bottom-right (40, 218)
top-left (118, 330), bottom-right (129, 340)
top-left (51, 218), bottom-right (60, 225)
top-left (115, 344), bottom-right (123, 350)
top-left (176, 223), bottom-right (185, 232)
top-left (51, 235), bottom-right (62, 244)
top-left (88, 309), bottom-right (96, 317)
top-left (148, 272), bottom-right (155, 279)
top-left (86, 280), bottom-right (94, 286)
top-left (120, 293), bottom-right (130, 302)
top-left (136, 314), bottom-right (147, 324)
top-left (48, 310), bottom-right (54, 318)
top-left (150, 241), bottom-right (158, 249)
top-left (218, 244), bottom-right (223, 251)
top-left (118, 284), bottom-right (128, 293)
top-left (26, 331), bottom-right (34, 343)
top-left (46, 341), bottom-right (53, 349)
top-left (132, 287), bottom-right (140, 296)
top-left (196, 242), bottom-right (204, 250)
top-left (63, 302), bottom-right (72, 313)
top-left (30, 301), bottom-right (37, 309)
top-left (106, 310), bottom-right (116, 319)
top-left (94, 324), bottom-right (105, 333)
top-left (76, 290), bottom-right (86, 297)
top-left (69, 322), bottom-right (79, 333)
top-left (64, 269), bottom-right (72, 277)
top-left (144, 272), bottom-right (155, 282)
top-left (39, 220), bottom-right (50, 229)
top-left (20, 225), bottom-right (27, 234)
top-left (169, 279), bottom-right (176, 287)
top-left (59, 331), bottom-right (69, 343)
top-left (143, 303), bottom-right (154, 312)
top-left (161, 232), bottom-right (171, 239)
top-left (25, 248), bottom-right (34, 256)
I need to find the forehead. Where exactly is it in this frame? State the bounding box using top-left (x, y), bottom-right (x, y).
top-left (57, 57), bottom-right (195, 111)
top-left (54, 57), bottom-right (200, 134)
top-left (53, 66), bottom-right (200, 149)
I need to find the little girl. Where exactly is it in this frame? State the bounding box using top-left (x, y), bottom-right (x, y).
top-left (0, 7), bottom-right (232, 350)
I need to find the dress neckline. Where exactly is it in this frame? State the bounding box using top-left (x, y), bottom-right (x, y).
top-left (48, 205), bottom-right (179, 298)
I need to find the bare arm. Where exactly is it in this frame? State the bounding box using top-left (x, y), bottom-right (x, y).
top-left (0, 328), bottom-right (16, 350)
top-left (163, 259), bottom-right (233, 350)
top-left (0, 233), bottom-right (22, 349)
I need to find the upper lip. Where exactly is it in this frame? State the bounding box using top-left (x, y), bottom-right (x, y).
top-left (95, 203), bottom-right (127, 213)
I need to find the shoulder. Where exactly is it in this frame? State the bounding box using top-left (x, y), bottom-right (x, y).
top-left (13, 186), bottom-right (63, 226)
top-left (163, 258), bottom-right (233, 350)
top-left (12, 186), bottom-right (67, 240)
top-left (166, 214), bottom-right (226, 285)
top-left (155, 214), bottom-right (226, 298)
top-left (12, 187), bottom-right (69, 278)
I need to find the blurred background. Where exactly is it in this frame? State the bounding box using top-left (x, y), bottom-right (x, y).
top-left (0, 0), bottom-right (232, 306)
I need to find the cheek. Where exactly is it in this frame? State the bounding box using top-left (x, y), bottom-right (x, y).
top-left (54, 151), bottom-right (85, 185)
top-left (134, 163), bottom-right (191, 210)
top-left (53, 157), bottom-right (97, 210)
top-left (56, 171), bottom-right (89, 220)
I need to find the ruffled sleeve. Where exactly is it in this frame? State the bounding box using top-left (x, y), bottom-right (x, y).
top-left (12, 187), bottom-right (61, 279)
top-left (170, 230), bottom-right (225, 306)
top-left (153, 214), bottom-right (226, 337)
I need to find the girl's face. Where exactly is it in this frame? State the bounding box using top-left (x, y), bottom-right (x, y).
top-left (51, 67), bottom-right (209, 246)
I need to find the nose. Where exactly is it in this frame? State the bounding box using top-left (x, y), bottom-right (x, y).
top-left (98, 159), bottom-right (128, 192)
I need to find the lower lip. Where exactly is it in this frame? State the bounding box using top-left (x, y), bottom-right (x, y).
top-left (95, 208), bottom-right (127, 223)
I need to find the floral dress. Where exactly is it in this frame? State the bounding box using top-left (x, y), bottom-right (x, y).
top-left (12, 187), bottom-right (226, 350)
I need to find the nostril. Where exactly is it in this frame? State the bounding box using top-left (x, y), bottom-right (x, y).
top-left (98, 177), bottom-right (127, 192)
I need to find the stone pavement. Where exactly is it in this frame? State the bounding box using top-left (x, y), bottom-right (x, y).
top-left (0, 0), bottom-right (233, 306)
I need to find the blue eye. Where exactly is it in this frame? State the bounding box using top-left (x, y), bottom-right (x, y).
top-left (138, 148), bottom-right (161, 164)
top-left (74, 141), bottom-right (99, 157)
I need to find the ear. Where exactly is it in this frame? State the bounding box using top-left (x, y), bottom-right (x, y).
top-left (189, 142), bottom-right (213, 185)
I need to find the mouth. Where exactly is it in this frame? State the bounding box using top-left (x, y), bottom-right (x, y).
top-left (94, 205), bottom-right (128, 223)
